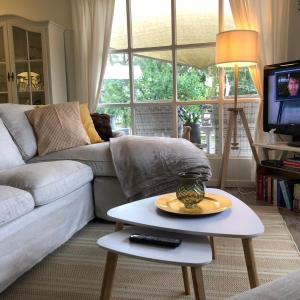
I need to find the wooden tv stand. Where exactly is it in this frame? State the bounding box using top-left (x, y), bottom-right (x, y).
top-left (255, 142), bottom-right (300, 181)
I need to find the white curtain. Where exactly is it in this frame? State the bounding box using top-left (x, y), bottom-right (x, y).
top-left (71, 0), bottom-right (115, 112)
top-left (229, 0), bottom-right (290, 146)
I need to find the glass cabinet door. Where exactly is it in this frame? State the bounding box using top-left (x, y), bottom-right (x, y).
top-left (12, 26), bottom-right (45, 105)
top-left (0, 26), bottom-right (9, 103)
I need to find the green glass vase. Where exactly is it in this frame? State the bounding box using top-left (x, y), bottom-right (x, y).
top-left (176, 172), bottom-right (205, 208)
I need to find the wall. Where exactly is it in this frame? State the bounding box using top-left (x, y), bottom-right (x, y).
top-left (0, 0), bottom-right (72, 29)
top-left (207, 157), bottom-right (255, 188)
top-left (288, 0), bottom-right (300, 61)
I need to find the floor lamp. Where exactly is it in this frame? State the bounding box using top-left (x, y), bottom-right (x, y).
top-left (216, 30), bottom-right (260, 189)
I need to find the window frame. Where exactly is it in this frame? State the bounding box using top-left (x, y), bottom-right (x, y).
top-left (99, 0), bottom-right (259, 157)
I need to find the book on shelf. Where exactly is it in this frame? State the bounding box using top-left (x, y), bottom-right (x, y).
top-left (277, 180), bottom-right (286, 208)
top-left (257, 175), bottom-right (300, 211)
top-left (286, 156), bottom-right (300, 162)
top-left (282, 161), bottom-right (300, 168)
top-left (267, 177), bottom-right (272, 204)
top-left (279, 180), bottom-right (292, 210)
top-left (293, 183), bottom-right (300, 212)
top-left (272, 178), bottom-right (278, 206)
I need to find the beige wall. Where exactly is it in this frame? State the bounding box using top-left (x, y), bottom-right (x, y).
top-left (288, 0), bottom-right (300, 61)
top-left (0, 0), bottom-right (72, 29)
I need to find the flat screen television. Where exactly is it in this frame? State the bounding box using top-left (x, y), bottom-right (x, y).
top-left (264, 60), bottom-right (300, 146)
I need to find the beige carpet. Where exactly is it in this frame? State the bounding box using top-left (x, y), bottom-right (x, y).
top-left (1, 206), bottom-right (300, 300)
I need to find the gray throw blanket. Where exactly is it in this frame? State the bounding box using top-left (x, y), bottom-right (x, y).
top-left (110, 136), bottom-right (212, 202)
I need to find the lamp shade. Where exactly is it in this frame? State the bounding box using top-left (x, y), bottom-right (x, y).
top-left (215, 30), bottom-right (258, 67)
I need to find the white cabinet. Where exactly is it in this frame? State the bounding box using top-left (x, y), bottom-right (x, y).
top-left (0, 15), bottom-right (67, 105)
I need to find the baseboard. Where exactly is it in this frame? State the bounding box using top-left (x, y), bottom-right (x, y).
top-left (207, 179), bottom-right (256, 188)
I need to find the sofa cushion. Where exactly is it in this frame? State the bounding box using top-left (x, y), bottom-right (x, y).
top-left (0, 161), bottom-right (93, 206)
top-left (0, 119), bottom-right (25, 170)
top-left (0, 104), bottom-right (37, 160)
top-left (25, 102), bottom-right (91, 156)
top-left (0, 185), bottom-right (34, 225)
top-left (230, 269), bottom-right (300, 299)
top-left (80, 103), bottom-right (102, 144)
top-left (28, 142), bottom-right (116, 176)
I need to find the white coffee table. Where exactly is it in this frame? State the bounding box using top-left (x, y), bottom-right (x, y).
top-left (100, 188), bottom-right (264, 298)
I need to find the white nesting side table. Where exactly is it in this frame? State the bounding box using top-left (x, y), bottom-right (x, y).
top-left (98, 226), bottom-right (212, 300)
top-left (99, 188), bottom-right (264, 299)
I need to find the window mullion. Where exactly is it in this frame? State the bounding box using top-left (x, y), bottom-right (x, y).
top-left (126, 0), bottom-right (135, 134)
top-left (171, 0), bottom-right (177, 138)
top-left (218, 0), bottom-right (225, 156)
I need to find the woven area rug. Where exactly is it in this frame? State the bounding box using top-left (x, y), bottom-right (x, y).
top-left (1, 206), bottom-right (300, 300)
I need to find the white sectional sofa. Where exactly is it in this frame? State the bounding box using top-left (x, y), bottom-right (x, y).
top-left (0, 104), bottom-right (126, 292)
top-left (0, 104), bottom-right (127, 220)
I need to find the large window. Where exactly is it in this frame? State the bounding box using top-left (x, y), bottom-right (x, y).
top-left (100, 0), bottom-right (258, 156)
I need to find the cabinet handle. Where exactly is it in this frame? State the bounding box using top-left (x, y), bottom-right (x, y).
top-left (11, 72), bottom-right (15, 82)
top-left (7, 72), bottom-right (11, 82)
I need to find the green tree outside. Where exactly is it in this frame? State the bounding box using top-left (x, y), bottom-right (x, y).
top-left (100, 54), bottom-right (256, 128)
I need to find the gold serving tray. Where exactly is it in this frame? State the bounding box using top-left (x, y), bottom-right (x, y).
top-left (155, 192), bottom-right (232, 215)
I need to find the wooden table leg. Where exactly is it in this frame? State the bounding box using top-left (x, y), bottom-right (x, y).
top-left (100, 251), bottom-right (119, 300)
top-left (191, 266), bottom-right (206, 300)
top-left (242, 238), bottom-right (259, 288)
top-left (100, 221), bottom-right (123, 299)
top-left (115, 221), bottom-right (123, 231)
top-left (209, 236), bottom-right (216, 259)
top-left (181, 266), bottom-right (191, 295)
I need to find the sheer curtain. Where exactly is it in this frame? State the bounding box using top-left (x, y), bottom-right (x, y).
top-left (229, 0), bottom-right (290, 147)
top-left (71, 0), bottom-right (115, 112)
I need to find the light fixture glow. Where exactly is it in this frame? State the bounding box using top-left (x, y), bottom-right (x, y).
top-left (215, 30), bottom-right (258, 67)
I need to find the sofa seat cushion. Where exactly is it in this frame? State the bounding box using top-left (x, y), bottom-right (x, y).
top-left (0, 161), bottom-right (93, 206)
top-left (28, 142), bottom-right (116, 176)
top-left (0, 185), bottom-right (34, 225)
top-left (230, 269), bottom-right (300, 299)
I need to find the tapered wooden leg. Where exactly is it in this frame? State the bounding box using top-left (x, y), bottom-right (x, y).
top-left (115, 221), bottom-right (124, 231)
top-left (181, 266), bottom-right (191, 295)
top-left (100, 251), bottom-right (119, 300)
top-left (209, 236), bottom-right (216, 259)
top-left (219, 110), bottom-right (236, 189)
top-left (242, 238), bottom-right (259, 288)
top-left (99, 221), bottom-right (123, 299)
top-left (239, 109), bottom-right (260, 165)
top-left (191, 266), bottom-right (206, 300)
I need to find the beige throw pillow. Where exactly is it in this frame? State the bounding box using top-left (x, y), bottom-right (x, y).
top-left (25, 102), bottom-right (91, 156)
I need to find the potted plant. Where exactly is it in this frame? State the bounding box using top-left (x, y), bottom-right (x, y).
top-left (178, 106), bottom-right (204, 144)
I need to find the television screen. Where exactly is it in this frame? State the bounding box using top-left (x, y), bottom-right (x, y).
top-left (276, 71), bottom-right (300, 101)
top-left (265, 63), bottom-right (300, 127)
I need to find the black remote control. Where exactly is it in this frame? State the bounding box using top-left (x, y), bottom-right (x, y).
top-left (129, 233), bottom-right (182, 248)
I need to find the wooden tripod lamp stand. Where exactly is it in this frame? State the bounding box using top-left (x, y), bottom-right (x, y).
top-left (216, 30), bottom-right (260, 189)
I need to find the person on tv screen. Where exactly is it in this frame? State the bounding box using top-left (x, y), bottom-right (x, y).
top-left (279, 73), bottom-right (300, 124)
top-left (287, 73), bottom-right (300, 96)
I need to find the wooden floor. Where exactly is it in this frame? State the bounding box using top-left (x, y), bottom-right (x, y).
top-left (226, 187), bottom-right (300, 249)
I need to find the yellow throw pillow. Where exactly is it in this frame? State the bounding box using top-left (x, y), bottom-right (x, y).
top-left (79, 103), bottom-right (102, 144)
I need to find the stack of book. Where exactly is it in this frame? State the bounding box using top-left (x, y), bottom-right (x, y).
top-left (282, 157), bottom-right (300, 170)
top-left (257, 175), bottom-right (300, 211)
